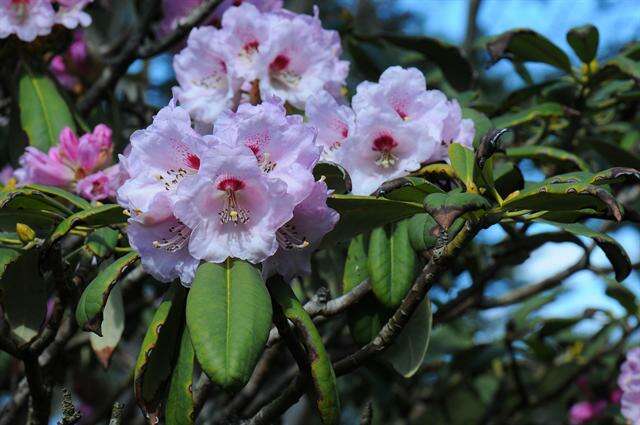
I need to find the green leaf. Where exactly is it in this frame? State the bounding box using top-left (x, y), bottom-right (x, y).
top-left (368, 221), bottom-right (417, 308)
top-left (380, 34), bottom-right (474, 91)
top-left (382, 296), bottom-right (432, 377)
top-left (135, 286), bottom-right (187, 422)
top-left (548, 167), bottom-right (640, 186)
top-left (343, 235), bottom-right (369, 293)
top-left (0, 247), bottom-right (47, 347)
top-left (0, 187), bottom-right (73, 216)
top-left (540, 221), bottom-right (632, 281)
top-left (268, 278), bottom-right (341, 425)
top-left (313, 162), bottom-right (351, 195)
top-left (462, 108), bottom-right (493, 149)
top-left (449, 143), bottom-right (478, 191)
top-left (492, 102), bottom-right (565, 129)
top-left (567, 25), bottom-right (599, 64)
top-left (0, 246), bottom-right (22, 278)
top-left (89, 284), bottom-right (124, 368)
top-left (599, 56), bottom-right (640, 80)
top-left (347, 295), bottom-right (389, 346)
top-left (487, 29), bottom-right (572, 73)
top-left (165, 327), bottom-right (195, 425)
top-left (407, 213), bottom-right (438, 252)
top-left (187, 260), bottom-right (272, 390)
top-left (75, 251), bottom-right (139, 334)
top-left (502, 182), bottom-right (623, 221)
top-left (18, 69), bottom-right (75, 151)
top-left (588, 140), bottom-right (640, 169)
top-left (323, 195), bottom-right (424, 246)
top-left (423, 191), bottom-right (491, 229)
top-left (378, 177), bottom-right (443, 203)
top-left (49, 204), bottom-right (126, 245)
top-left (85, 227), bottom-right (120, 258)
top-left (23, 184), bottom-right (91, 210)
top-left (506, 145), bottom-right (590, 171)
top-left (493, 162), bottom-right (524, 199)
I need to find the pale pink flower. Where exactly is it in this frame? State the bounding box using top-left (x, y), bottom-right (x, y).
top-left (126, 195), bottom-right (199, 284)
top-left (173, 26), bottom-right (239, 123)
top-left (0, 0), bottom-right (55, 42)
top-left (257, 7), bottom-right (349, 109)
top-left (568, 400), bottom-right (606, 425)
top-left (305, 90), bottom-right (355, 162)
top-left (117, 101), bottom-right (205, 220)
top-left (337, 111), bottom-right (435, 195)
top-left (54, 0), bottom-right (92, 29)
top-left (76, 171), bottom-right (111, 201)
top-left (173, 144), bottom-right (295, 264)
top-left (212, 97), bottom-right (320, 203)
top-left (619, 348), bottom-right (640, 424)
top-left (262, 180), bottom-right (338, 281)
top-left (435, 99), bottom-right (475, 161)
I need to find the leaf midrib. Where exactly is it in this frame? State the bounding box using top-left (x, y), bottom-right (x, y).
top-left (27, 74), bottom-right (56, 148)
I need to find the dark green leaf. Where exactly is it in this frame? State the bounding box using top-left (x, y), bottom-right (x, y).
top-left (23, 184), bottom-right (91, 210)
top-left (165, 327), bottom-right (195, 425)
top-left (487, 29), bottom-right (572, 73)
top-left (323, 195), bottom-right (423, 246)
top-left (506, 145), bottom-right (590, 171)
top-left (187, 260), bottom-right (272, 390)
top-left (449, 143), bottom-right (478, 191)
top-left (407, 213), bottom-right (438, 252)
top-left (381, 34), bottom-right (474, 91)
top-left (0, 247), bottom-right (47, 347)
top-left (492, 102), bottom-right (565, 129)
top-left (605, 280), bottom-right (637, 316)
top-left (135, 286), bottom-right (186, 422)
top-left (423, 191), bottom-right (491, 229)
top-left (75, 251), bottom-right (139, 334)
top-left (382, 296), bottom-right (432, 377)
top-left (493, 162), bottom-right (524, 199)
top-left (313, 162), bottom-right (351, 194)
top-left (567, 25), bottom-right (599, 64)
top-left (18, 69), bottom-right (75, 152)
top-left (588, 140), bottom-right (640, 169)
top-left (343, 235), bottom-right (369, 293)
top-left (85, 227), bottom-right (120, 258)
top-left (379, 177), bottom-right (443, 203)
top-left (89, 284), bottom-right (124, 368)
top-left (368, 221), bottom-right (417, 308)
top-left (347, 295), bottom-right (389, 346)
top-left (50, 204), bottom-right (126, 245)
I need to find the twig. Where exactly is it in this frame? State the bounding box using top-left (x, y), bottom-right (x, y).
top-left (24, 355), bottom-right (51, 425)
top-left (57, 389), bottom-right (82, 425)
top-left (359, 401), bottom-right (373, 425)
top-left (108, 403), bottom-right (124, 425)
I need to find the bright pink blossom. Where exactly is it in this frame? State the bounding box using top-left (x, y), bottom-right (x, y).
top-left (76, 171), bottom-right (111, 201)
top-left (568, 400), bottom-right (606, 425)
top-left (174, 144), bottom-right (295, 264)
top-left (262, 180), bottom-right (338, 281)
top-left (50, 31), bottom-right (90, 91)
top-left (0, 0), bottom-right (55, 42)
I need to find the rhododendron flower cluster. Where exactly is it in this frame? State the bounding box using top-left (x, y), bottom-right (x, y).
top-left (306, 66), bottom-right (475, 195)
top-left (17, 124), bottom-right (122, 201)
top-left (172, 2), bottom-right (348, 123)
top-left (117, 97), bottom-right (338, 285)
top-left (0, 0), bottom-right (93, 42)
top-left (619, 348), bottom-right (640, 424)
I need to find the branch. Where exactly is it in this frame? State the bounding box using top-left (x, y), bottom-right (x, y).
top-left (24, 355), bottom-right (51, 425)
top-left (137, 0), bottom-right (224, 59)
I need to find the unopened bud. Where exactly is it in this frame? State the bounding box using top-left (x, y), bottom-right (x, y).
top-left (16, 223), bottom-right (36, 243)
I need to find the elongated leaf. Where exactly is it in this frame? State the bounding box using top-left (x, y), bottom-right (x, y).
top-left (407, 213), bottom-right (438, 252)
top-left (423, 191), bottom-right (491, 229)
top-left (378, 177), bottom-right (443, 203)
top-left (165, 328), bottom-right (195, 425)
top-left (75, 251), bottom-right (139, 334)
top-left (269, 278), bottom-right (340, 425)
top-left (135, 286), bottom-right (186, 422)
top-left (313, 162), bottom-right (351, 195)
top-left (381, 34), bottom-right (474, 91)
top-left (382, 296), bottom-right (432, 377)
top-left (487, 29), bottom-right (572, 73)
top-left (187, 260), bottom-right (272, 390)
top-left (85, 227), bottom-right (120, 258)
top-left (323, 195), bottom-right (423, 246)
top-left (493, 162), bottom-right (524, 198)
top-left (547, 167), bottom-right (640, 186)
top-left (449, 143), bottom-right (478, 191)
top-left (493, 102), bottom-right (565, 129)
top-left (0, 187), bottom-right (73, 215)
top-left (50, 204), bottom-right (126, 245)
top-left (348, 295), bottom-right (389, 346)
top-left (502, 182), bottom-right (623, 221)
top-left (343, 235), bottom-right (369, 293)
top-left (605, 280), bottom-right (637, 316)
top-left (90, 285), bottom-right (125, 368)
top-left (23, 184), bottom-right (91, 210)
top-left (506, 145), bottom-right (590, 171)
top-left (0, 247), bottom-right (47, 347)
top-left (567, 25), bottom-right (599, 64)
top-left (541, 221), bottom-right (632, 281)
top-left (0, 246), bottom-right (22, 278)
top-left (588, 140), bottom-right (640, 169)
top-left (18, 70), bottom-right (75, 152)
top-left (368, 221), bottom-right (417, 308)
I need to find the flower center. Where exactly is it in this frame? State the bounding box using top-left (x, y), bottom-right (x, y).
top-left (186, 153), bottom-right (200, 170)
top-left (245, 134), bottom-right (276, 173)
top-left (372, 134), bottom-right (399, 168)
top-left (153, 222), bottom-right (190, 253)
top-left (276, 222), bottom-right (309, 250)
top-left (193, 61), bottom-right (227, 89)
top-left (157, 145), bottom-right (200, 191)
top-left (269, 54), bottom-right (301, 88)
top-left (216, 177), bottom-right (250, 225)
